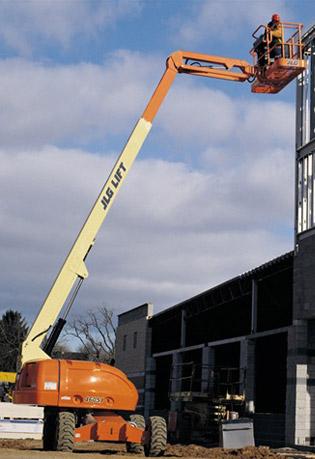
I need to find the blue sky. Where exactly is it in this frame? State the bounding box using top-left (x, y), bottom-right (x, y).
top-left (0, 0), bottom-right (314, 330)
top-left (0, 1), bottom-right (311, 63)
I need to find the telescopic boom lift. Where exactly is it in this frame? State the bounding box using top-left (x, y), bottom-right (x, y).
top-left (14, 20), bottom-right (306, 455)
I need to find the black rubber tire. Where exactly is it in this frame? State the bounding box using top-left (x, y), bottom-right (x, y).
top-left (55, 410), bottom-right (75, 452)
top-left (43, 409), bottom-right (56, 451)
top-left (144, 416), bottom-right (167, 457)
top-left (126, 414), bottom-right (145, 454)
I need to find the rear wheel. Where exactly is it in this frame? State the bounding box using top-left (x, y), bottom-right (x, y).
top-left (144, 416), bottom-right (167, 457)
top-left (126, 414), bottom-right (145, 454)
top-left (43, 408), bottom-right (56, 451)
top-left (55, 410), bottom-right (75, 452)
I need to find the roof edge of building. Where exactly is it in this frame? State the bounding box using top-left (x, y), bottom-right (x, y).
top-left (152, 250), bottom-right (294, 320)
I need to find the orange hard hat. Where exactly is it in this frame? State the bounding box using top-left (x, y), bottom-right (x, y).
top-left (272, 13), bottom-right (280, 22)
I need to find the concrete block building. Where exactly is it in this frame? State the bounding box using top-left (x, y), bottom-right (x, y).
top-left (115, 303), bottom-right (153, 410)
top-left (116, 25), bottom-right (315, 447)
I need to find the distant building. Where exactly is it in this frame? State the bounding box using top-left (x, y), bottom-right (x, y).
top-left (52, 351), bottom-right (88, 360)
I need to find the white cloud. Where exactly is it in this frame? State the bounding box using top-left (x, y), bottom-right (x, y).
top-left (0, 49), bottom-right (297, 326)
top-left (0, 0), bottom-right (142, 55)
top-left (0, 144), bottom-right (293, 326)
top-left (157, 78), bottom-right (294, 160)
top-left (158, 81), bottom-right (238, 148)
top-left (0, 52), bottom-right (160, 147)
top-left (0, 53), bottom-right (294, 154)
top-left (173, 0), bottom-right (291, 46)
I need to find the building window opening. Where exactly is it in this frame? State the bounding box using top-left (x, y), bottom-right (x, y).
top-left (123, 334), bottom-right (127, 351)
top-left (297, 152), bottom-right (315, 233)
top-left (133, 331), bottom-right (138, 349)
top-left (296, 45), bottom-right (314, 149)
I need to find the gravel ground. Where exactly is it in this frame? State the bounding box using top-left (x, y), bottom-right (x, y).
top-left (1, 440), bottom-right (315, 459)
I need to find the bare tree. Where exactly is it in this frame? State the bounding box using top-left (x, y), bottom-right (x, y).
top-left (67, 306), bottom-right (116, 363)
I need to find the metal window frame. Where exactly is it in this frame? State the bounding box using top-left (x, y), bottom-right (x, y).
top-left (296, 29), bottom-right (315, 238)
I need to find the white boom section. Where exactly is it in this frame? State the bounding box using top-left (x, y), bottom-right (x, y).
top-left (22, 118), bottom-right (152, 365)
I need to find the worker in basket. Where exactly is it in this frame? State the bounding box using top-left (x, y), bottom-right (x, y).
top-left (268, 13), bottom-right (283, 60)
top-left (253, 13), bottom-right (283, 68)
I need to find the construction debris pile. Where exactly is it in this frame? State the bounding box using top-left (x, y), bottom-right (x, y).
top-left (166, 444), bottom-right (284, 458)
top-left (0, 440), bottom-right (294, 458)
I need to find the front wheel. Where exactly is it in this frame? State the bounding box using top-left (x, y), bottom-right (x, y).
top-left (144, 416), bottom-right (167, 457)
top-left (126, 414), bottom-right (145, 454)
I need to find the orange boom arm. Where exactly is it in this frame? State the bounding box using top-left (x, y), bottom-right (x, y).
top-left (142, 51), bottom-right (255, 123)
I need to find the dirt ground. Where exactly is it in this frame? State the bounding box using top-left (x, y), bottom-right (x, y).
top-left (1, 440), bottom-right (315, 459)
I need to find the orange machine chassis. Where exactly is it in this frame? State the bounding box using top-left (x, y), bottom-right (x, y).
top-left (74, 412), bottom-right (146, 444)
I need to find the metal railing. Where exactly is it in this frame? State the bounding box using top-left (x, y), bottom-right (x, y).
top-left (169, 362), bottom-right (246, 401)
top-left (251, 22), bottom-right (304, 68)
